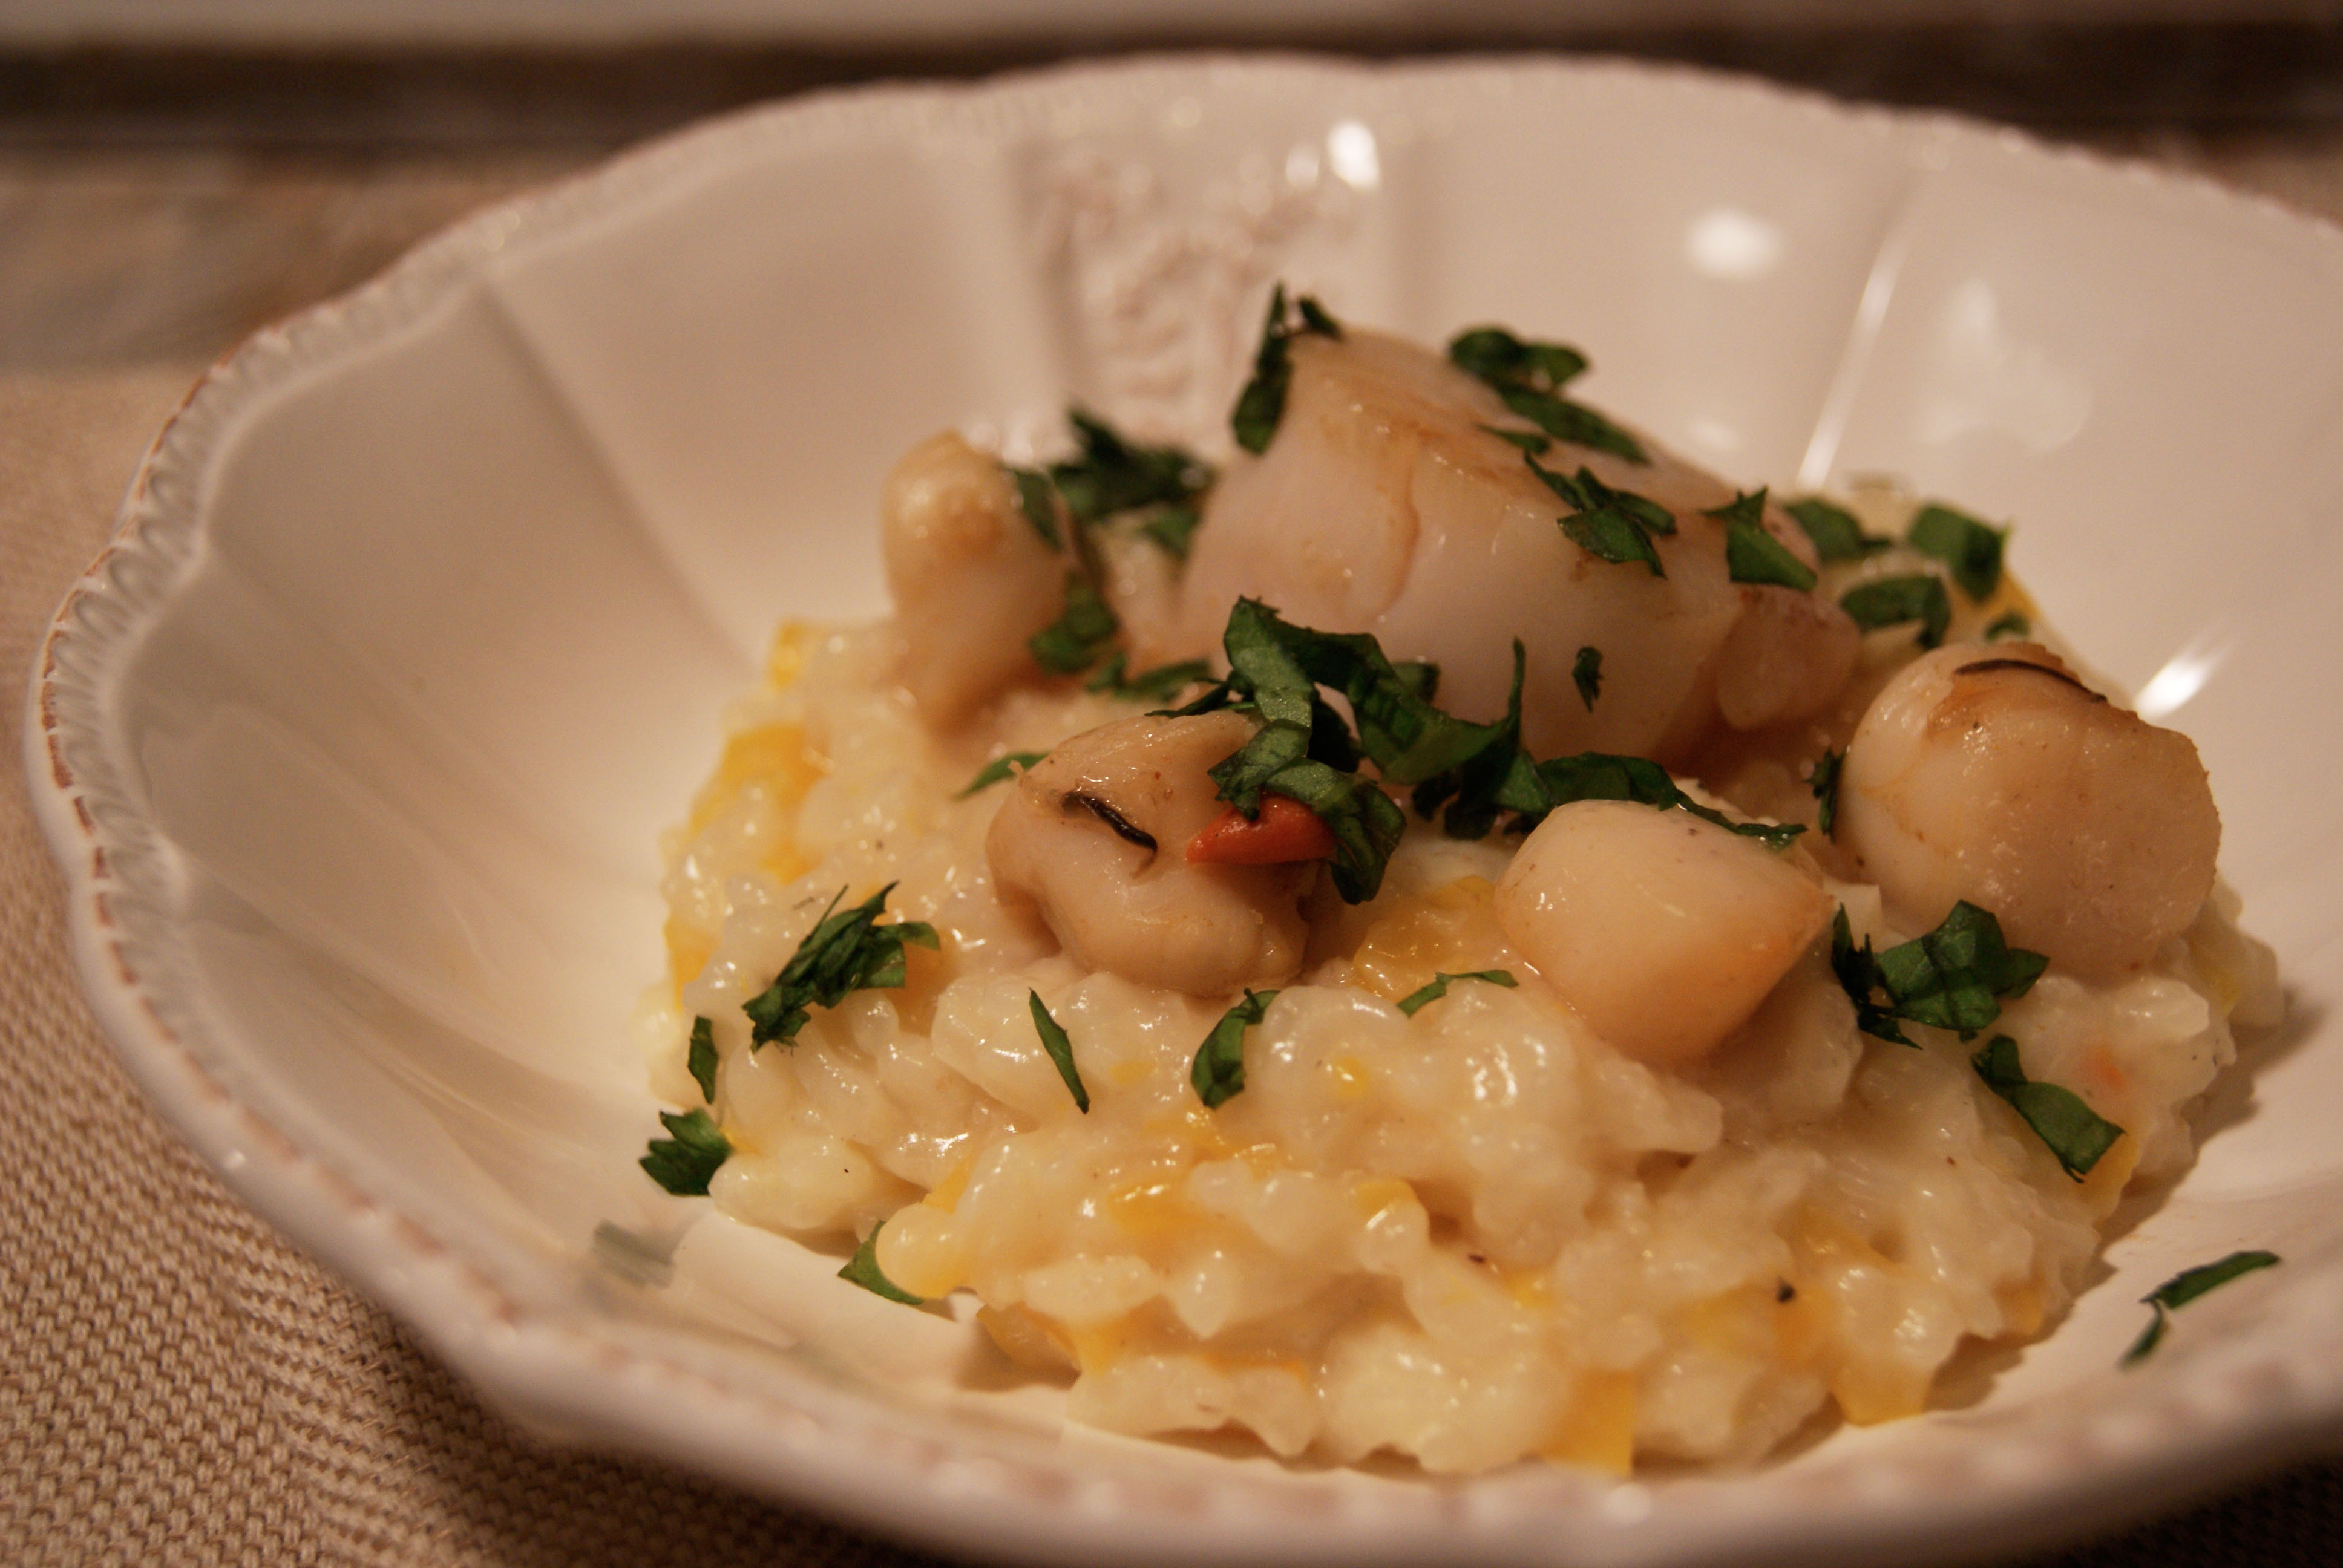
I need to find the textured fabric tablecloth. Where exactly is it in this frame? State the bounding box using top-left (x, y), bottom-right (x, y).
top-left (4, 142), bottom-right (2341, 1568)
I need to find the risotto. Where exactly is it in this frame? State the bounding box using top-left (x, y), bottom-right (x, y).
top-left (634, 297), bottom-right (2279, 1474)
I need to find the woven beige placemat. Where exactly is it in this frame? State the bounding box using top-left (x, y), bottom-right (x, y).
top-left (2, 366), bottom-right (2335, 1568)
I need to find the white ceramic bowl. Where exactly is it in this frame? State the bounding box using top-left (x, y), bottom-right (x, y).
top-left (28, 55), bottom-right (2343, 1568)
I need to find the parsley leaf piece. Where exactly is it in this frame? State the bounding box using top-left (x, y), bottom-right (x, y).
top-left (1984, 609), bottom-right (2031, 641)
top-left (1479, 423), bottom-right (1553, 455)
top-left (1501, 388), bottom-right (1650, 463)
top-left (2122, 1250), bottom-right (2282, 1365)
top-left (1703, 489), bottom-right (1767, 530)
top-left (1218, 602), bottom-right (1518, 852)
top-left (1509, 750), bottom-right (1799, 848)
top-left (1906, 503), bottom-right (2008, 602)
top-left (640, 1108), bottom-right (729, 1196)
top-left (1840, 573), bottom-right (1952, 649)
top-left (1397, 969), bottom-right (1519, 1017)
top-left (1028, 573), bottom-right (1120, 675)
top-left (1192, 988), bottom-right (1280, 1108)
top-left (1049, 409), bottom-right (1214, 525)
top-left (2122, 1310), bottom-right (2168, 1365)
top-left (1874, 901), bottom-right (2048, 1039)
top-left (1449, 327), bottom-right (1645, 462)
top-left (1562, 506), bottom-right (1666, 577)
top-left (742, 885), bottom-right (940, 1050)
top-left (1572, 645), bottom-right (1603, 711)
top-left (1518, 751), bottom-right (1804, 851)
top-left (1231, 285), bottom-right (1342, 454)
top-left (1711, 492), bottom-right (1819, 592)
top-left (1089, 655), bottom-right (1213, 702)
top-left (1449, 327), bottom-right (1588, 389)
top-left (2146, 1249), bottom-right (2281, 1312)
top-left (1006, 465), bottom-right (1062, 549)
top-left (1406, 642), bottom-right (1530, 842)
top-left (1725, 519), bottom-right (1820, 592)
top-left (1027, 991), bottom-right (1090, 1112)
top-left (1784, 497), bottom-right (1888, 562)
top-left (1527, 458), bottom-right (1677, 536)
top-left (1274, 764), bottom-right (1409, 903)
top-left (959, 751), bottom-right (1048, 797)
top-left (1529, 454), bottom-right (1672, 577)
top-left (1809, 748), bottom-right (1844, 837)
top-left (1219, 599), bottom-right (1505, 790)
top-left (838, 1219), bottom-right (925, 1305)
top-left (687, 1016), bottom-right (719, 1104)
top-left (1139, 503), bottom-right (1202, 560)
top-left (1830, 907), bottom-right (1915, 1045)
top-left (1971, 1035), bottom-right (2125, 1180)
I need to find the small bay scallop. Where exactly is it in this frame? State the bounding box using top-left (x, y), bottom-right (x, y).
top-left (1492, 799), bottom-right (1835, 1068)
top-left (1835, 642), bottom-right (2220, 980)
top-left (880, 431), bottom-right (1065, 725)
top-left (985, 711), bottom-right (1314, 995)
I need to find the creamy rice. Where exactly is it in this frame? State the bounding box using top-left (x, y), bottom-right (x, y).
top-left (637, 557), bottom-right (2278, 1473)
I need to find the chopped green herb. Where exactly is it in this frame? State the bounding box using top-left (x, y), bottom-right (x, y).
top-left (1087, 654), bottom-right (1214, 702)
top-left (1722, 515), bottom-right (1820, 592)
top-left (1906, 503), bottom-right (2007, 601)
top-left (1407, 643), bottom-right (1532, 842)
top-left (1048, 409), bottom-right (1214, 526)
top-left (1708, 489), bottom-right (1816, 591)
top-left (1219, 599), bottom-right (1501, 785)
top-left (1840, 573), bottom-right (1953, 649)
top-left (1138, 503), bottom-right (1202, 560)
top-left (1449, 327), bottom-right (1588, 389)
top-left (838, 1219), bottom-right (925, 1305)
top-left (1231, 285), bottom-right (1342, 454)
top-left (687, 1016), bottom-right (719, 1104)
top-left (1876, 901), bottom-right (2048, 1039)
top-left (640, 1108), bottom-right (729, 1196)
top-left (1809, 748), bottom-right (1844, 837)
top-left (1833, 901), bottom-right (2048, 1045)
top-left (1198, 601), bottom-right (1803, 899)
top-left (1448, 326), bottom-right (1647, 463)
top-left (1028, 573), bottom-right (1121, 675)
top-left (2122, 1250), bottom-right (2282, 1365)
top-left (1972, 1035), bottom-right (2125, 1180)
top-left (1529, 453), bottom-right (1674, 577)
top-left (1784, 497), bottom-right (1888, 562)
top-left (1027, 991), bottom-right (1090, 1113)
top-left (1478, 423), bottom-right (1553, 455)
top-left (1561, 503), bottom-right (1667, 577)
top-left (1209, 599), bottom-right (1516, 877)
top-left (1499, 390), bottom-right (1650, 464)
top-left (1516, 751), bottom-right (1805, 851)
top-left (1192, 988), bottom-right (1280, 1108)
top-left (1572, 645), bottom-right (1602, 711)
top-left (1262, 760), bottom-right (1409, 903)
top-left (742, 885), bottom-right (940, 1050)
top-left (1830, 907), bottom-right (1914, 1045)
top-left (1703, 489), bottom-right (1767, 531)
top-left (1984, 609), bottom-right (2031, 641)
top-left (959, 751), bottom-right (1048, 797)
top-left (1006, 465), bottom-right (1062, 549)
top-left (2144, 1249), bottom-right (2282, 1311)
top-left (1397, 970), bottom-right (1518, 1017)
